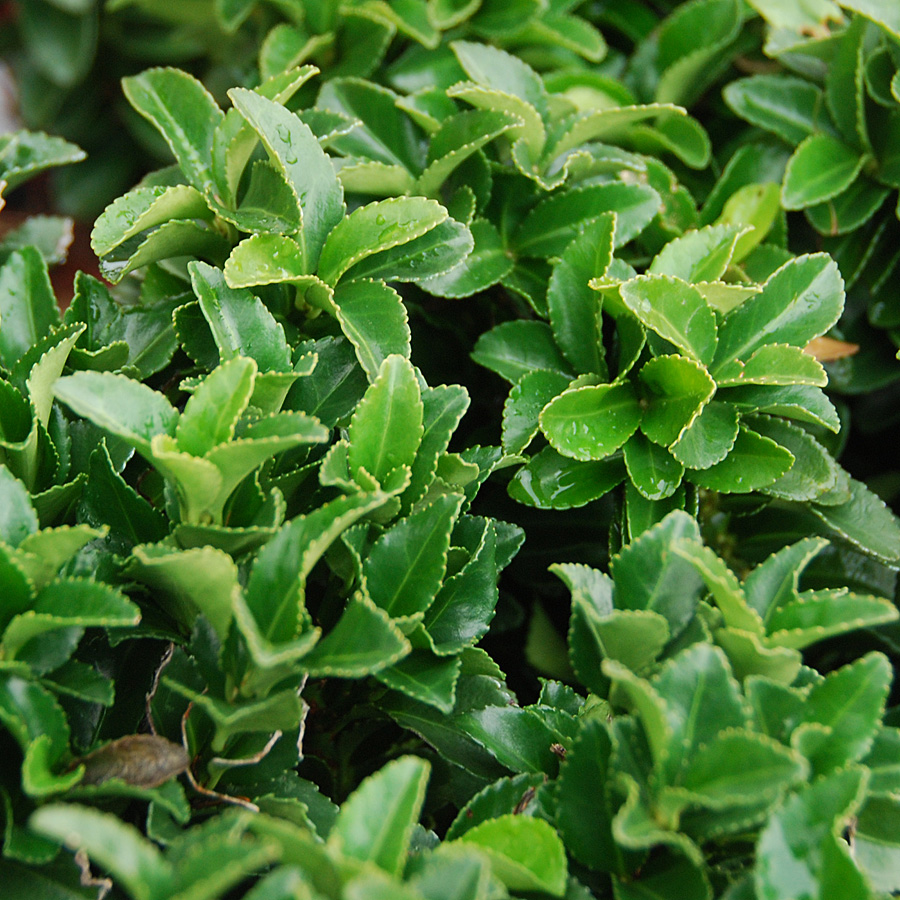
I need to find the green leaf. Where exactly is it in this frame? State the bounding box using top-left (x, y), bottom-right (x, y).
top-left (333, 280), bottom-right (411, 381)
top-left (723, 75), bottom-right (830, 145)
top-left (556, 718), bottom-right (626, 873)
top-left (176, 357), bottom-right (256, 457)
top-left (503, 370), bottom-right (574, 455)
top-left (794, 653), bottom-right (892, 776)
top-left (653, 643), bottom-right (747, 782)
top-left (91, 185), bottom-right (213, 258)
top-left (767, 590), bottom-right (898, 650)
top-left (509, 446), bottom-right (627, 509)
top-left (547, 215), bottom-right (614, 375)
top-left (514, 183), bottom-right (659, 257)
top-left (330, 756), bottom-right (430, 876)
top-left (688, 427), bottom-right (794, 493)
top-left (620, 275), bottom-right (718, 365)
top-left (189, 262), bottom-right (291, 373)
top-left (648, 223), bottom-right (742, 283)
top-left (98, 220), bottom-right (230, 284)
top-left (420, 218), bottom-right (513, 299)
top-left (713, 254), bottom-right (844, 370)
top-left (403, 384), bottom-right (470, 512)
top-left (416, 109), bottom-right (522, 197)
top-left (3, 577), bottom-right (139, 659)
top-left (317, 197), bottom-right (448, 286)
top-left (302, 593), bottom-right (410, 677)
top-left (609, 510), bottom-right (703, 634)
top-left (30, 805), bottom-right (171, 900)
top-left (245, 490), bottom-right (393, 644)
top-left (755, 768), bottom-right (869, 900)
top-left (623, 432), bottom-right (684, 500)
top-left (456, 815), bottom-right (568, 896)
top-left (127, 544), bottom-right (239, 641)
top-left (782, 134), bottom-right (865, 210)
top-left (122, 68), bottom-right (223, 195)
top-left (638, 354), bottom-right (716, 446)
top-left (318, 78), bottom-right (424, 172)
top-left (424, 518), bottom-right (502, 654)
top-left (229, 88), bottom-right (345, 273)
top-left (749, 416), bottom-right (837, 502)
top-left (0, 247), bottom-right (60, 370)
top-left (365, 494), bottom-right (462, 618)
top-left (720, 383), bottom-right (839, 432)
top-left (810, 477), bottom-right (900, 563)
top-left (375, 649), bottom-right (461, 712)
top-left (54, 372), bottom-right (178, 459)
top-left (0, 130), bottom-right (85, 193)
top-left (682, 729), bottom-right (806, 807)
top-left (715, 344), bottom-right (827, 387)
top-left (472, 321), bottom-right (572, 384)
top-left (348, 355), bottom-right (424, 485)
top-left (672, 540), bottom-right (762, 635)
top-left (0, 467), bottom-right (39, 548)
top-left (840, 0), bottom-right (900, 39)
top-left (540, 383), bottom-right (643, 461)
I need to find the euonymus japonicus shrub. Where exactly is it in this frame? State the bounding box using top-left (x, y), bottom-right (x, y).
top-left (2, 1), bottom-right (900, 898)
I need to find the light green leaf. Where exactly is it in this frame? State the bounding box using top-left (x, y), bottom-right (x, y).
top-left (176, 357), bottom-right (256, 457)
top-left (91, 185), bottom-right (212, 258)
top-left (648, 223), bottom-right (742, 283)
top-left (229, 88), bottom-right (345, 272)
top-left (333, 280), bottom-right (410, 382)
top-left (713, 254), bottom-right (844, 370)
top-left (30, 805), bottom-right (171, 900)
top-left (638, 354), bottom-right (716, 446)
top-left (782, 133), bottom-right (865, 210)
top-left (620, 275), bottom-right (718, 365)
top-left (456, 815), bottom-right (568, 896)
top-left (540, 383), bottom-right (643, 461)
top-left (755, 768), bottom-right (869, 900)
top-left (127, 545), bottom-right (240, 641)
top-left (0, 467), bottom-right (39, 548)
top-left (122, 68), bottom-right (223, 195)
top-left (54, 372), bottom-right (179, 459)
top-left (0, 247), bottom-right (60, 370)
top-left (348, 355), bottom-right (424, 485)
top-left (317, 197), bottom-right (447, 285)
top-left (715, 344), bottom-right (827, 387)
top-left (330, 756), bottom-right (430, 875)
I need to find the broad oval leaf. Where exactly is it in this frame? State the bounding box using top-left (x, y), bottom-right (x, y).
top-left (620, 275), bottom-right (718, 365)
top-left (688, 427), bottom-right (794, 493)
top-left (540, 383), bottom-right (643, 461)
top-left (782, 133), bottom-right (865, 210)
top-left (317, 197), bottom-right (448, 285)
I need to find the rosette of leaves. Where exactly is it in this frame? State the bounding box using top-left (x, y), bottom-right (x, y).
top-left (89, 64), bottom-right (477, 378)
top-left (52, 337), bottom-right (521, 809)
top-left (437, 510), bottom-right (900, 898)
top-left (474, 214), bottom-right (900, 562)
top-left (0, 466), bottom-right (198, 868)
top-left (723, 11), bottom-right (900, 343)
top-left (28, 754), bottom-right (573, 898)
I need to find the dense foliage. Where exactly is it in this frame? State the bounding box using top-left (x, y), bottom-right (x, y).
top-left (2, 0), bottom-right (900, 897)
